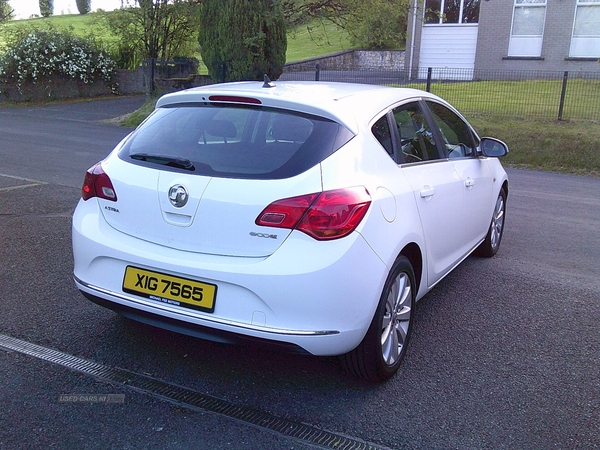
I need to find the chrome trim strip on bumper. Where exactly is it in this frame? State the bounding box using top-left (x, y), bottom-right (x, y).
top-left (74, 276), bottom-right (339, 337)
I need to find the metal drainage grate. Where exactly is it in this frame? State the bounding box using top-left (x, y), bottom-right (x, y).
top-left (0, 334), bottom-right (389, 450)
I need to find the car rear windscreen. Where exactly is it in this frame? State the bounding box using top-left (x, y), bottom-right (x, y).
top-left (119, 103), bottom-right (355, 179)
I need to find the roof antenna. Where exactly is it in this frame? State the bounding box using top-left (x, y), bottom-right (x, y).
top-left (262, 74), bottom-right (275, 88)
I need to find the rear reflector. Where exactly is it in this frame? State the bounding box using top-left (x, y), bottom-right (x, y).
top-left (82, 162), bottom-right (117, 202)
top-left (256, 187), bottom-right (371, 241)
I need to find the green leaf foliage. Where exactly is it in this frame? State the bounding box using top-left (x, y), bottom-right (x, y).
top-left (281, 0), bottom-right (407, 50)
top-left (0, 0), bottom-right (13, 24)
top-left (199, 0), bottom-right (287, 82)
top-left (102, 0), bottom-right (201, 66)
top-left (344, 0), bottom-right (408, 49)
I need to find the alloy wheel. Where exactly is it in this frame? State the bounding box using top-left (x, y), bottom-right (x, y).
top-left (490, 194), bottom-right (505, 251)
top-left (381, 272), bottom-right (412, 366)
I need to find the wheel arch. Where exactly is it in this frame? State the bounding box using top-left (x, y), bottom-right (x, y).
top-left (502, 180), bottom-right (509, 197)
top-left (399, 242), bottom-right (423, 294)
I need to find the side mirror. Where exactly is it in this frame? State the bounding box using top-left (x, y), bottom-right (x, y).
top-left (480, 138), bottom-right (509, 158)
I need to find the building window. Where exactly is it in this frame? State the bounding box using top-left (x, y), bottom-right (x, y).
top-left (424, 0), bottom-right (480, 24)
top-left (508, 0), bottom-right (547, 57)
top-left (570, 0), bottom-right (600, 57)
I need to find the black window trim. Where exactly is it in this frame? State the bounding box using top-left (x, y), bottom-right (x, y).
top-left (371, 97), bottom-right (482, 166)
top-left (370, 110), bottom-right (398, 158)
top-left (369, 99), bottom-right (442, 166)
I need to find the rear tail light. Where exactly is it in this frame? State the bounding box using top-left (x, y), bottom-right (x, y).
top-left (256, 187), bottom-right (371, 240)
top-left (81, 163), bottom-right (117, 202)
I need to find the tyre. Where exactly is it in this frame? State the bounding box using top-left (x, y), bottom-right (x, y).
top-left (476, 188), bottom-right (507, 257)
top-left (342, 256), bottom-right (415, 382)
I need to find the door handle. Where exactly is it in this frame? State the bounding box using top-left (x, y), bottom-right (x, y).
top-left (464, 178), bottom-right (474, 188)
top-left (420, 186), bottom-right (436, 198)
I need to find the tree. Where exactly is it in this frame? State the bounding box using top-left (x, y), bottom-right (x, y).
top-left (199, 0), bottom-right (287, 82)
top-left (76, 0), bottom-right (92, 14)
top-left (103, 0), bottom-right (201, 67)
top-left (282, 0), bottom-right (408, 49)
top-left (0, 0), bottom-right (13, 24)
top-left (281, 0), bottom-right (350, 27)
top-left (39, 0), bottom-right (54, 17)
top-left (343, 0), bottom-right (408, 49)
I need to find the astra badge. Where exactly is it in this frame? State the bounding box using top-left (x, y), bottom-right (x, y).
top-left (168, 185), bottom-right (189, 208)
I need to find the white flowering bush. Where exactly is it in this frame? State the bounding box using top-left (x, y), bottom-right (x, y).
top-left (0, 28), bottom-right (118, 94)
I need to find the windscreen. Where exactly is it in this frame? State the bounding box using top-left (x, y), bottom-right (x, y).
top-left (119, 103), bottom-right (354, 180)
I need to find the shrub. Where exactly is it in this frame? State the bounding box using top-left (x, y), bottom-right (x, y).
top-left (0, 28), bottom-right (118, 94)
top-left (108, 40), bottom-right (142, 71)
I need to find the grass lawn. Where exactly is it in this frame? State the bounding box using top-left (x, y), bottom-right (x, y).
top-left (285, 21), bottom-right (353, 62)
top-left (0, 13), bottom-right (110, 48)
top-left (470, 117), bottom-right (600, 177)
top-left (420, 78), bottom-right (600, 122)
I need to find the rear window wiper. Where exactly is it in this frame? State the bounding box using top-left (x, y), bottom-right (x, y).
top-left (130, 153), bottom-right (195, 171)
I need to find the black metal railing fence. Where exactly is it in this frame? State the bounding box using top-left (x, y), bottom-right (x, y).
top-left (280, 66), bottom-right (600, 122)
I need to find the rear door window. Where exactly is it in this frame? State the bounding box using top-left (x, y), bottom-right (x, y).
top-left (120, 104), bottom-right (354, 180)
top-left (371, 114), bottom-right (394, 156)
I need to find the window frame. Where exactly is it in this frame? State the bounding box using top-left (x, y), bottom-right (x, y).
top-left (370, 99), bottom-right (481, 166)
top-left (508, 0), bottom-right (547, 57)
top-left (423, 0), bottom-right (481, 25)
top-left (371, 113), bottom-right (396, 157)
top-left (569, 0), bottom-right (600, 57)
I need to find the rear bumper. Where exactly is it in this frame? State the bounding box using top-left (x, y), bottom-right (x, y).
top-left (73, 199), bottom-right (389, 356)
top-left (79, 288), bottom-right (311, 354)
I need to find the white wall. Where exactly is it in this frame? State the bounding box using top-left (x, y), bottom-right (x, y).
top-left (418, 25), bottom-right (479, 79)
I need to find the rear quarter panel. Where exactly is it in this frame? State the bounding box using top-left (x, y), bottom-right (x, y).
top-left (320, 133), bottom-right (428, 298)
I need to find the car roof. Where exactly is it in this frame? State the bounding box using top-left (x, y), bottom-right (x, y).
top-left (156, 81), bottom-right (438, 134)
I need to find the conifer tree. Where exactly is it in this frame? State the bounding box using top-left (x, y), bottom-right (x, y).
top-left (199, 0), bottom-right (286, 82)
top-left (76, 0), bottom-right (91, 15)
top-left (39, 0), bottom-right (54, 17)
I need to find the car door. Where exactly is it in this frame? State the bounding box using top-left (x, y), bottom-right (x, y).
top-left (392, 101), bottom-right (467, 288)
top-left (424, 101), bottom-right (494, 251)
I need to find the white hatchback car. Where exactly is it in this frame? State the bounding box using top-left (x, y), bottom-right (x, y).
top-left (73, 81), bottom-right (508, 382)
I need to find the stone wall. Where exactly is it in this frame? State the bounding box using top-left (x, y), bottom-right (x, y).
top-left (114, 69), bottom-right (214, 96)
top-left (115, 69), bottom-right (146, 96)
top-left (285, 50), bottom-right (405, 72)
top-left (0, 76), bottom-right (116, 102)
